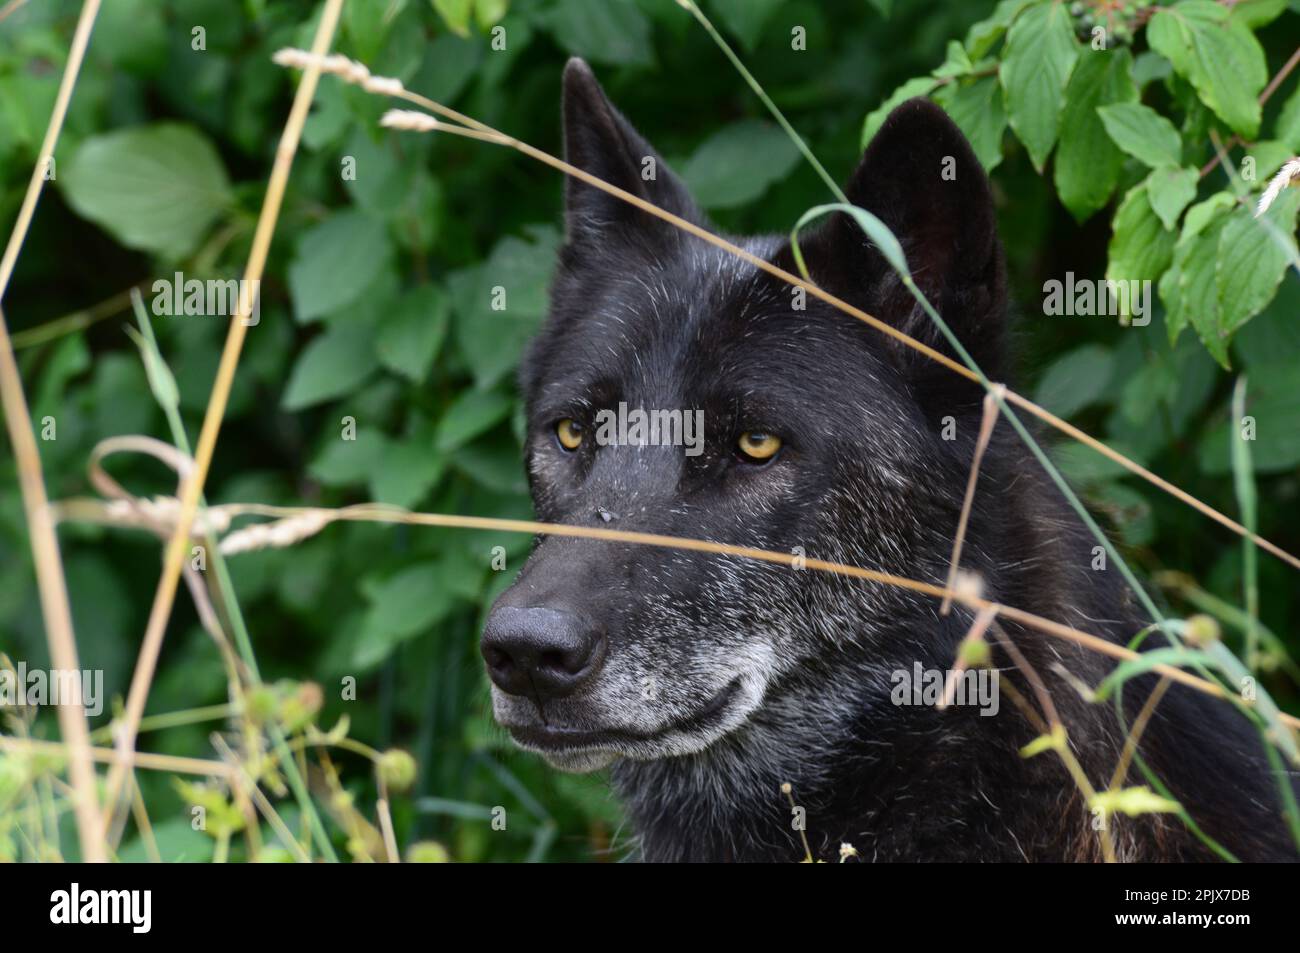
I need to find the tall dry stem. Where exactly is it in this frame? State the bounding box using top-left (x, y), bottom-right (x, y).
top-left (103, 0), bottom-right (348, 825)
top-left (0, 0), bottom-right (106, 862)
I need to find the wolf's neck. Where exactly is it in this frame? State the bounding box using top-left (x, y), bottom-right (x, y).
top-left (609, 674), bottom-right (896, 862)
top-left (608, 660), bottom-right (1093, 862)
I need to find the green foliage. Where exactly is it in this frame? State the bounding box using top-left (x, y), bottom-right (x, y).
top-left (869, 0), bottom-right (1300, 366)
top-left (62, 124), bottom-right (232, 259)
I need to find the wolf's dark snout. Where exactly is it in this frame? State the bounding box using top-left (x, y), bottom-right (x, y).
top-left (481, 606), bottom-right (605, 702)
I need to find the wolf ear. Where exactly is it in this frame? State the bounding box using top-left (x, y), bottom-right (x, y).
top-left (561, 58), bottom-right (700, 247)
top-left (797, 99), bottom-right (1007, 385)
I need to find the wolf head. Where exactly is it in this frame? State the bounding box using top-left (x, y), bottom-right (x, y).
top-left (481, 58), bottom-right (1013, 776)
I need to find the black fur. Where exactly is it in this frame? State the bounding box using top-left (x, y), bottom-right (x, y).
top-left (482, 58), bottom-right (1298, 862)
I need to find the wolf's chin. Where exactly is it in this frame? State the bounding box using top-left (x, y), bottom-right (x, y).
top-left (509, 673), bottom-right (769, 772)
top-left (541, 749), bottom-right (620, 772)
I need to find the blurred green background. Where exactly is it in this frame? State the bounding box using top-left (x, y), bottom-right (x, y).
top-left (2, 0), bottom-right (1299, 861)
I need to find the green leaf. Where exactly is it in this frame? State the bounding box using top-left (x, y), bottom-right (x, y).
top-left (449, 225), bottom-right (561, 389)
top-left (1020, 724), bottom-right (1067, 759)
top-left (1106, 182), bottom-right (1176, 307)
top-left (1033, 344), bottom-right (1113, 418)
top-left (309, 428), bottom-right (391, 486)
top-left (1131, 51), bottom-right (1173, 90)
top-left (711, 0), bottom-right (785, 52)
top-left (1183, 190), bottom-right (1236, 238)
top-left (1146, 166), bottom-right (1198, 230)
top-left (287, 211), bottom-right (394, 323)
top-left (475, 0), bottom-right (508, 30)
top-left (1225, 0), bottom-right (1288, 28)
top-left (342, 128), bottom-right (417, 216)
top-left (936, 76), bottom-right (1006, 172)
top-left (119, 817), bottom-right (214, 863)
top-left (1147, 0), bottom-right (1266, 138)
top-left (371, 438), bottom-right (445, 509)
top-left (1054, 48), bottom-right (1137, 222)
top-left (1198, 363), bottom-right (1300, 474)
top-left (432, 0), bottom-right (472, 36)
top-left (861, 77), bottom-right (940, 149)
top-left (125, 294), bottom-right (181, 417)
top-left (791, 203), bottom-right (908, 279)
top-left (92, 0), bottom-right (168, 75)
top-left (1240, 140), bottom-right (1292, 187)
top-left (999, 0), bottom-right (1078, 171)
top-left (61, 123), bottom-right (231, 259)
top-left (540, 0), bottom-right (653, 67)
top-left (1092, 481), bottom-right (1155, 547)
top-left (416, 31), bottom-right (485, 104)
top-left (1090, 786), bottom-right (1183, 818)
top-left (282, 325), bottom-right (381, 410)
top-left (1215, 190), bottom-right (1300, 344)
top-left (436, 390), bottom-right (512, 452)
top-left (453, 440), bottom-right (529, 495)
top-left (302, 77), bottom-right (351, 151)
top-left (1167, 200), bottom-right (1233, 360)
top-left (1096, 102), bottom-right (1182, 169)
top-left (680, 120), bottom-right (801, 209)
top-left (345, 0), bottom-right (402, 60)
top-left (376, 286), bottom-right (449, 383)
top-left (356, 561), bottom-right (456, 668)
top-left (933, 40), bottom-right (974, 80)
top-left (1053, 441), bottom-right (1139, 486)
top-left (1236, 277), bottom-right (1300, 370)
top-left (965, 0), bottom-right (1034, 60)
top-left (1276, 81), bottom-right (1300, 152)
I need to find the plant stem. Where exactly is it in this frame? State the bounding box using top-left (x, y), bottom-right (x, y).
top-left (0, 0), bottom-right (106, 863)
top-left (103, 0), bottom-right (346, 863)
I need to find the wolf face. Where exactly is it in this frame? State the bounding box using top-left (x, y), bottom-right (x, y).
top-left (483, 58), bottom-right (1008, 769)
top-left (480, 59), bottom-right (1292, 861)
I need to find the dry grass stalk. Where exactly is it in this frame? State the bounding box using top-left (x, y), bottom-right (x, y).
top-left (0, 0), bottom-right (107, 862)
top-left (1109, 676), bottom-right (1174, 791)
top-left (941, 385), bottom-right (1005, 615)
top-left (210, 732), bottom-right (310, 864)
top-left (0, 0), bottom-right (27, 24)
top-left (939, 602), bottom-right (998, 710)
top-left (53, 487), bottom-right (1300, 734)
top-left (377, 797), bottom-right (399, 863)
top-left (103, 0), bottom-right (348, 824)
top-left (0, 735), bottom-right (235, 778)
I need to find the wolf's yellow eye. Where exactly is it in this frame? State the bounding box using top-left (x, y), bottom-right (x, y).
top-left (556, 418), bottom-right (584, 450)
top-left (737, 431), bottom-right (782, 462)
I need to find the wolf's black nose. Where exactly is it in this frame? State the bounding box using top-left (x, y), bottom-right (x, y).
top-left (481, 607), bottom-right (605, 701)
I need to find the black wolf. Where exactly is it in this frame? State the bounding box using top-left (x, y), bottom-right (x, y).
top-left (480, 58), bottom-right (1298, 862)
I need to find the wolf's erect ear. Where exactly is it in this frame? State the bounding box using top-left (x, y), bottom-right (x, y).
top-left (805, 99), bottom-right (1007, 384)
top-left (561, 58), bottom-right (699, 246)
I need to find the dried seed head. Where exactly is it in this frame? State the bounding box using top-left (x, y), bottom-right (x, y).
top-left (1256, 157), bottom-right (1300, 218)
top-left (271, 47), bottom-right (405, 97)
top-left (380, 109), bottom-right (441, 133)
